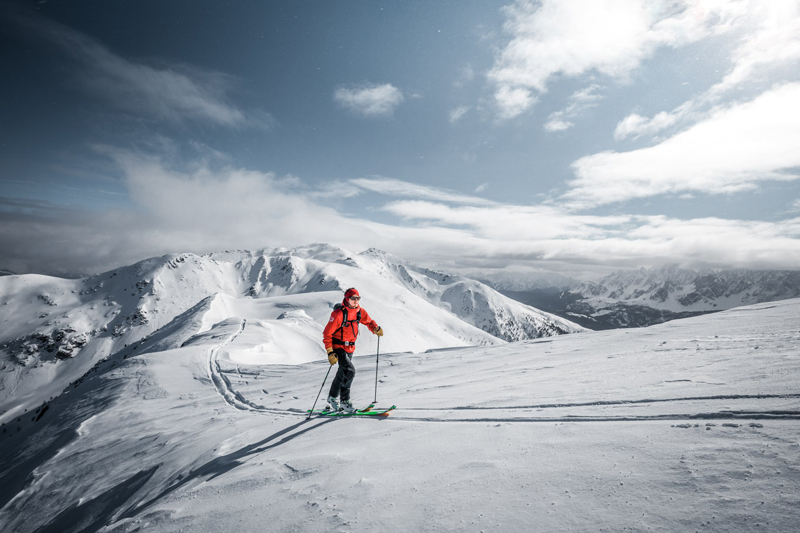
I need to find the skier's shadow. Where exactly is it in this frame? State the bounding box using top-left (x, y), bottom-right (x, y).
top-left (122, 416), bottom-right (336, 518)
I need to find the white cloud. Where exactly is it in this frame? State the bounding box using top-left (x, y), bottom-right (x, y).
top-left (566, 83), bottom-right (800, 208)
top-left (489, 0), bottom-right (746, 119)
top-left (449, 106), bottom-right (470, 123)
top-left (475, 183), bottom-right (488, 193)
top-left (544, 85), bottom-right (603, 131)
top-left (310, 180), bottom-right (363, 200)
top-left (349, 177), bottom-right (496, 206)
top-left (379, 200), bottom-right (800, 271)
top-left (494, 86), bottom-right (537, 119)
top-left (615, 1), bottom-right (800, 139)
top-left (625, 216), bottom-right (800, 268)
top-left (382, 200), bottom-right (630, 240)
top-left (0, 150), bottom-right (394, 275)
top-left (711, 0), bottom-right (800, 96)
top-left (3, 153), bottom-right (800, 276)
top-left (614, 109), bottom-right (683, 140)
top-left (0, 153), bottom-right (501, 276)
top-left (334, 83), bottom-right (404, 117)
top-left (543, 119), bottom-right (573, 132)
top-left (573, 85), bottom-right (602, 102)
top-left (20, 12), bottom-right (269, 129)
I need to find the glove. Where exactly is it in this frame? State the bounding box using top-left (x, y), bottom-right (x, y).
top-left (327, 347), bottom-right (338, 365)
top-left (374, 326), bottom-right (384, 337)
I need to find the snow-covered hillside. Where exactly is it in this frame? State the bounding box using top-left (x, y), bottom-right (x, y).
top-left (0, 243), bottom-right (582, 421)
top-left (572, 265), bottom-right (800, 312)
top-left (1, 293), bottom-right (798, 532)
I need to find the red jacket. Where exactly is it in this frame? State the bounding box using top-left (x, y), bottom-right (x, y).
top-left (323, 305), bottom-right (378, 354)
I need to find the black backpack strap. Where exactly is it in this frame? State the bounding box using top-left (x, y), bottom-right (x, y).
top-left (331, 304), bottom-right (360, 347)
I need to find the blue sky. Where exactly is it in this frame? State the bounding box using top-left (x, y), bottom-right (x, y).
top-left (1, 0), bottom-right (799, 278)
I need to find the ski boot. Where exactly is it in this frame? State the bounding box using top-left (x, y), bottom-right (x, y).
top-left (326, 396), bottom-right (340, 412)
top-left (340, 399), bottom-right (357, 413)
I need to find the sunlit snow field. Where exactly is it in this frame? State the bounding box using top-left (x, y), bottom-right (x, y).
top-left (1, 298), bottom-right (799, 532)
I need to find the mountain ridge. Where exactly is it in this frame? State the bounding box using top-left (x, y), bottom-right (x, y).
top-left (570, 265), bottom-right (800, 311)
top-left (496, 264), bottom-right (800, 329)
top-left (0, 243), bottom-right (583, 421)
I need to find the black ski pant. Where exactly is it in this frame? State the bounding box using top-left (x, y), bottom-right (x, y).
top-left (328, 348), bottom-right (356, 402)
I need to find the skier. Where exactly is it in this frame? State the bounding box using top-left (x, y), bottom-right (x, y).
top-left (324, 287), bottom-right (383, 412)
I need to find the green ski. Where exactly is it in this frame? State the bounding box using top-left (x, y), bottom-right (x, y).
top-left (307, 405), bottom-right (396, 417)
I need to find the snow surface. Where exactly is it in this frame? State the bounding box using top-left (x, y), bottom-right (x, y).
top-left (1, 297), bottom-right (799, 532)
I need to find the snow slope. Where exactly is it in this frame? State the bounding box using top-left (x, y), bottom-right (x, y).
top-left (0, 243), bottom-right (582, 424)
top-left (1, 298), bottom-right (798, 532)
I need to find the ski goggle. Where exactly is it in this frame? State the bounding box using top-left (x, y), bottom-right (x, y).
top-left (349, 296), bottom-right (361, 301)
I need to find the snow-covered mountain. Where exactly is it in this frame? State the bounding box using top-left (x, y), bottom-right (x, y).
top-left (571, 265), bottom-right (800, 311)
top-left (1, 286), bottom-right (798, 531)
top-left (501, 265), bottom-right (800, 329)
top-left (0, 243), bottom-right (582, 420)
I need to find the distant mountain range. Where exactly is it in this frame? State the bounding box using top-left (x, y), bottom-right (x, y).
top-left (0, 244), bottom-right (582, 417)
top-left (496, 265), bottom-right (800, 330)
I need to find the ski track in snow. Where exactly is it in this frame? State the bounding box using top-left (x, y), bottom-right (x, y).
top-left (409, 393), bottom-right (800, 410)
top-left (383, 411), bottom-right (800, 423)
top-left (206, 318), bottom-right (316, 417)
top-left (206, 318), bottom-right (267, 412)
top-left (260, 400), bottom-right (800, 424)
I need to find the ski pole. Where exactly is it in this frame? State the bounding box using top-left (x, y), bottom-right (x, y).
top-left (307, 363), bottom-right (333, 420)
top-left (373, 336), bottom-right (380, 404)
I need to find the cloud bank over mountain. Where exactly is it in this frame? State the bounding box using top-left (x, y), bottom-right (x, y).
top-left (3, 145), bottom-right (800, 278)
top-left (1, 1), bottom-right (798, 280)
